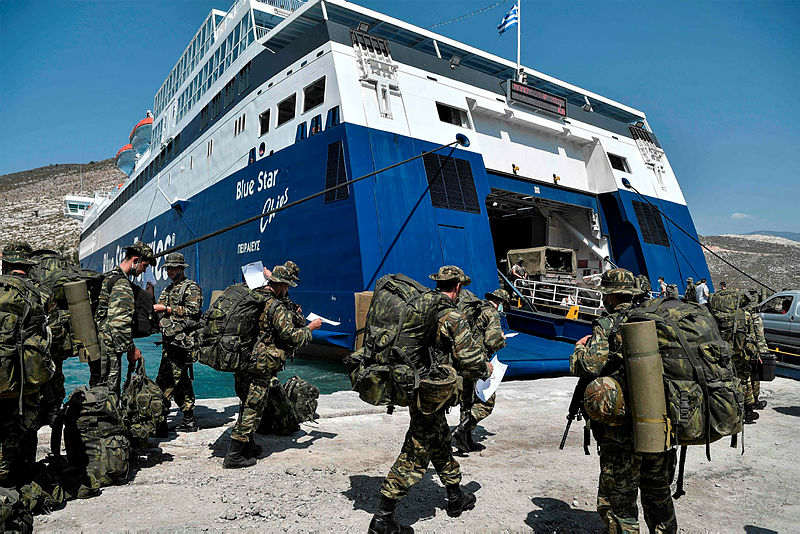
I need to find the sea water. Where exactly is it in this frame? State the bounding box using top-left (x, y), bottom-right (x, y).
top-left (62, 334), bottom-right (352, 398)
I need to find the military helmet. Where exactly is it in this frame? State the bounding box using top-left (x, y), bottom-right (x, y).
top-left (485, 288), bottom-right (511, 304)
top-left (284, 260), bottom-right (300, 281)
top-left (163, 252), bottom-right (189, 269)
top-left (268, 265), bottom-right (297, 287)
top-left (429, 265), bottom-right (471, 286)
top-left (599, 268), bottom-right (644, 296)
top-left (1, 241), bottom-right (37, 266)
top-left (583, 376), bottom-right (628, 426)
top-left (686, 277), bottom-right (694, 283)
top-left (124, 241), bottom-right (155, 264)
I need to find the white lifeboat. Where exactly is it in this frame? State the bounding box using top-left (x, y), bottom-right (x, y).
top-left (129, 116), bottom-right (153, 155)
top-left (115, 144), bottom-right (136, 175)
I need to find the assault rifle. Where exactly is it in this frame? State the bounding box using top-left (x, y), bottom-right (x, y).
top-left (559, 375), bottom-right (592, 455)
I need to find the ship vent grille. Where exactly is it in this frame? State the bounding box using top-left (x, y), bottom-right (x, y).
top-left (632, 200), bottom-right (670, 247)
top-left (324, 141), bottom-right (349, 203)
top-left (422, 153), bottom-right (480, 214)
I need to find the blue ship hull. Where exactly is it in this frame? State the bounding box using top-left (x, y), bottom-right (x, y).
top-left (82, 122), bottom-right (712, 377)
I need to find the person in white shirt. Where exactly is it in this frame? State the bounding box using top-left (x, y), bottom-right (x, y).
top-left (695, 278), bottom-right (709, 304)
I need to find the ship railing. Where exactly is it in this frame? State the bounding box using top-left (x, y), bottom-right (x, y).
top-left (513, 279), bottom-right (604, 317)
top-left (254, 0), bottom-right (305, 12)
top-left (255, 25), bottom-right (270, 40)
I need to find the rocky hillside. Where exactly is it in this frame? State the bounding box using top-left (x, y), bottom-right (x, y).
top-left (0, 159), bottom-right (125, 254)
top-left (701, 234), bottom-right (800, 293)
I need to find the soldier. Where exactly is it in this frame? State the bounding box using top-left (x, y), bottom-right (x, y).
top-left (93, 241), bottom-right (153, 395)
top-left (370, 266), bottom-right (492, 534)
top-left (684, 277), bottom-right (696, 303)
top-left (154, 253), bottom-right (203, 434)
top-left (746, 290), bottom-right (769, 410)
top-left (510, 258), bottom-right (528, 281)
top-left (452, 288), bottom-right (510, 454)
top-left (223, 265), bottom-right (322, 469)
top-left (571, 268), bottom-right (677, 533)
top-left (0, 243), bottom-right (55, 486)
top-left (282, 260), bottom-right (305, 327)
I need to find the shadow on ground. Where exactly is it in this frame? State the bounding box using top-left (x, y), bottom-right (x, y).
top-left (772, 406), bottom-right (800, 417)
top-left (343, 474), bottom-right (481, 527)
top-left (525, 497), bottom-right (604, 533)
top-left (208, 427), bottom-right (338, 458)
top-left (744, 526), bottom-right (779, 534)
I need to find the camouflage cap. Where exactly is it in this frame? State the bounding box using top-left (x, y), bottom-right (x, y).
top-left (124, 241), bottom-right (155, 264)
top-left (1, 242), bottom-right (37, 266)
top-left (284, 260), bottom-right (300, 281)
top-left (429, 265), bottom-right (471, 286)
top-left (583, 376), bottom-right (628, 426)
top-left (485, 288), bottom-right (511, 304)
top-left (686, 277), bottom-right (694, 283)
top-left (599, 268), bottom-right (644, 296)
top-left (268, 265), bottom-right (297, 287)
top-left (163, 252), bottom-right (189, 269)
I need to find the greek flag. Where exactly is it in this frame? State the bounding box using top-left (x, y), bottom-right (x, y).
top-left (497, 3), bottom-right (519, 35)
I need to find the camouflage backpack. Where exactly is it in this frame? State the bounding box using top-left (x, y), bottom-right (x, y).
top-left (284, 375), bottom-right (319, 422)
top-left (121, 358), bottom-right (166, 446)
top-left (28, 250), bottom-right (74, 289)
top-left (707, 289), bottom-right (749, 354)
top-left (55, 385), bottom-right (131, 486)
top-left (0, 487), bottom-right (33, 533)
top-left (344, 274), bottom-right (443, 407)
top-left (197, 284), bottom-right (269, 372)
top-left (257, 376), bottom-right (301, 436)
top-left (624, 297), bottom-right (743, 457)
top-left (0, 275), bottom-right (55, 399)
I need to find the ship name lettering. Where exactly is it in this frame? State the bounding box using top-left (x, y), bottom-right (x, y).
top-left (236, 178), bottom-right (255, 200)
top-left (237, 240), bottom-right (261, 254)
top-left (257, 169), bottom-right (279, 192)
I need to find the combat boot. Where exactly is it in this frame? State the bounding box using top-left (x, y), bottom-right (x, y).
top-left (155, 419), bottom-right (169, 438)
top-left (451, 422), bottom-right (471, 454)
top-left (175, 410), bottom-right (198, 432)
top-left (445, 484), bottom-right (476, 517)
top-left (243, 439), bottom-right (263, 459)
top-left (744, 405), bottom-right (759, 424)
top-left (753, 398), bottom-right (767, 410)
top-left (368, 495), bottom-right (413, 534)
top-left (223, 439), bottom-right (257, 469)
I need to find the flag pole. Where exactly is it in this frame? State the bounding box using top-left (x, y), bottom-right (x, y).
top-left (516, 0), bottom-right (521, 81)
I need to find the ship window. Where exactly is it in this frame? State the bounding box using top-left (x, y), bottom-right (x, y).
top-left (436, 103), bottom-right (471, 129)
top-left (259, 142), bottom-right (266, 157)
top-left (277, 94), bottom-right (296, 127)
top-left (259, 109), bottom-right (270, 136)
top-left (632, 200), bottom-right (670, 247)
top-left (190, 155), bottom-right (193, 169)
top-left (309, 115), bottom-right (322, 136)
top-left (295, 122), bottom-right (307, 143)
top-left (326, 106), bottom-right (340, 129)
top-left (207, 139), bottom-right (213, 157)
top-left (608, 153), bottom-right (630, 173)
top-left (248, 148), bottom-right (256, 165)
top-left (422, 153), bottom-right (480, 214)
top-left (238, 61), bottom-right (251, 95)
top-left (211, 94), bottom-right (221, 118)
top-left (201, 104), bottom-right (209, 128)
top-left (324, 141), bottom-right (349, 203)
top-left (224, 78), bottom-right (236, 108)
top-left (303, 77), bottom-right (325, 113)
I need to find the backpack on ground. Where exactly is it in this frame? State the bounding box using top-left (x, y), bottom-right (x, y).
top-left (623, 297), bottom-right (743, 456)
top-left (102, 272), bottom-right (158, 338)
top-left (121, 358), bottom-right (166, 446)
top-left (53, 385), bottom-right (130, 487)
top-left (0, 487), bottom-right (33, 533)
top-left (0, 275), bottom-right (55, 399)
top-left (197, 284), bottom-right (268, 372)
top-left (284, 375), bottom-right (319, 422)
top-left (257, 377), bottom-right (300, 436)
top-left (344, 273), bottom-right (442, 408)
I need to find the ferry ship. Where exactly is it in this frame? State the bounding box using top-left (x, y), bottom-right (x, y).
top-left (79, 0), bottom-right (712, 376)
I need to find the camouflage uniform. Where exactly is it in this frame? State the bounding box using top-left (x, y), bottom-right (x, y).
top-left (155, 261), bottom-right (203, 416)
top-left (570, 269), bottom-right (677, 534)
top-left (230, 273), bottom-right (311, 444)
top-left (380, 267), bottom-right (489, 502)
top-left (748, 310), bottom-right (769, 403)
top-left (684, 278), bottom-right (697, 303)
top-left (93, 266), bottom-right (135, 395)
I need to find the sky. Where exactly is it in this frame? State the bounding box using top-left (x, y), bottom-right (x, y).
top-left (0, 0), bottom-right (797, 235)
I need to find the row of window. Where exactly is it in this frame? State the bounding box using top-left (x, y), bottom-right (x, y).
top-left (199, 61), bottom-right (253, 131)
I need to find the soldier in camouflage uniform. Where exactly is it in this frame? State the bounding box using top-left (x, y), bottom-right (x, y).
top-left (746, 290), bottom-right (769, 410)
top-left (452, 288), bottom-right (509, 454)
top-left (684, 278), bottom-right (696, 303)
top-left (154, 253), bottom-right (203, 434)
top-left (92, 241), bottom-right (153, 395)
top-left (0, 243), bottom-right (55, 486)
top-left (223, 265), bottom-right (322, 469)
top-left (571, 268), bottom-right (678, 534)
top-left (370, 266), bottom-right (492, 534)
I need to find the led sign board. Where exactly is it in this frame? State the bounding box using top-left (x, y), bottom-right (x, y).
top-left (508, 81), bottom-right (567, 117)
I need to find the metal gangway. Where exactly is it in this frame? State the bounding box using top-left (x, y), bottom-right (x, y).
top-left (513, 279), bottom-right (604, 317)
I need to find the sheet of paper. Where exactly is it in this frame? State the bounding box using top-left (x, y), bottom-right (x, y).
top-left (475, 355), bottom-right (508, 402)
top-left (504, 332), bottom-right (519, 338)
top-left (306, 311), bottom-right (341, 327)
top-left (241, 261), bottom-right (266, 289)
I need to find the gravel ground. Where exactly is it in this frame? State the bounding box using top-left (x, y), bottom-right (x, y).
top-left (34, 377), bottom-right (798, 533)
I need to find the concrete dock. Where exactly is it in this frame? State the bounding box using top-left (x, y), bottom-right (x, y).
top-left (35, 377), bottom-right (798, 532)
